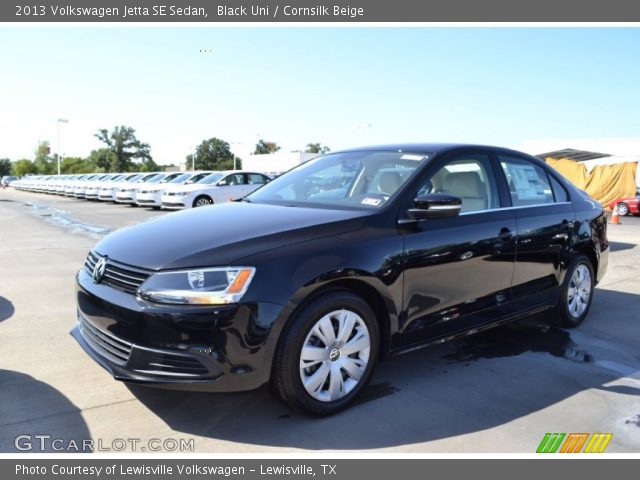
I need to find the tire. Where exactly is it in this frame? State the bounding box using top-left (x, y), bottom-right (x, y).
top-left (272, 291), bottom-right (379, 416)
top-left (557, 254), bottom-right (595, 328)
top-left (616, 202), bottom-right (629, 216)
top-left (193, 195), bottom-right (213, 208)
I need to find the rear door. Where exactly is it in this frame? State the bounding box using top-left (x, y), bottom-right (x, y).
top-left (497, 154), bottom-right (575, 308)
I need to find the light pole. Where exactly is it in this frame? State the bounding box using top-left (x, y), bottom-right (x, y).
top-left (229, 141), bottom-right (244, 170)
top-left (56, 118), bottom-right (69, 175)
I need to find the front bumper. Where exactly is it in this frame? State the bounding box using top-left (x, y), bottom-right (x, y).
top-left (135, 192), bottom-right (161, 207)
top-left (115, 193), bottom-right (134, 203)
top-left (72, 268), bottom-right (284, 392)
top-left (98, 192), bottom-right (116, 201)
top-left (161, 198), bottom-right (186, 210)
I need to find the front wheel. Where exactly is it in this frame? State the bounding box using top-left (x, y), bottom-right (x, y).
top-left (272, 291), bottom-right (379, 416)
top-left (557, 254), bottom-right (595, 328)
top-left (193, 195), bottom-right (213, 208)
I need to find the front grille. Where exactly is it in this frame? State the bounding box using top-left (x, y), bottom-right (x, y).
top-left (78, 312), bottom-right (132, 366)
top-left (85, 251), bottom-right (151, 295)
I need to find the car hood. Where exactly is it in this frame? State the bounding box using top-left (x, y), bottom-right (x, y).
top-left (141, 184), bottom-right (176, 193)
top-left (94, 202), bottom-right (370, 270)
top-left (164, 183), bottom-right (206, 194)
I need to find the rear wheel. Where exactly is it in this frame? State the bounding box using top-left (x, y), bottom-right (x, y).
top-left (272, 291), bottom-right (379, 416)
top-left (557, 254), bottom-right (595, 328)
top-left (193, 195), bottom-right (213, 208)
top-left (616, 202), bottom-right (629, 216)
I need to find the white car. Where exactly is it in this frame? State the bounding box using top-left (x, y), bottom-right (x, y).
top-left (98, 173), bottom-right (142, 201)
top-left (115, 172), bottom-right (164, 204)
top-left (135, 171), bottom-right (211, 208)
top-left (161, 171), bottom-right (271, 210)
top-left (85, 174), bottom-right (121, 200)
top-left (75, 174), bottom-right (108, 198)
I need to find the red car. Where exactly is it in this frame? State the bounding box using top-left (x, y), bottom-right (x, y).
top-left (610, 190), bottom-right (640, 216)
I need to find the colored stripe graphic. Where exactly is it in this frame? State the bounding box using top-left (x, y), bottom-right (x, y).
top-left (584, 433), bottom-right (613, 453)
top-left (537, 433), bottom-right (565, 453)
top-left (560, 433), bottom-right (589, 453)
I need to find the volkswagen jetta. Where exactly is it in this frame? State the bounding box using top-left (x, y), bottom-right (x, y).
top-left (72, 144), bottom-right (608, 415)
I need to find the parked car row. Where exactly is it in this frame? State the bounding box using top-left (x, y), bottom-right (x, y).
top-left (10, 170), bottom-right (272, 209)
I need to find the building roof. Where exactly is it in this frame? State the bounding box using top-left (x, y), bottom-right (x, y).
top-left (536, 148), bottom-right (611, 162)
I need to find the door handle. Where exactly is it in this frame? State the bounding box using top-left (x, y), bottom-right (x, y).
top-left (498, 227), bottom-right (514, 241)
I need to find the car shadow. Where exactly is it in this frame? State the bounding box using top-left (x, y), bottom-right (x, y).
top-left (610, 241), bottom-right (636, 252)
top-left (0, 370), bottom-right (92, 452)
top-left (127, 289), bottom-right (638, 450)
top-left (0, 297), bottom-right (15, 322)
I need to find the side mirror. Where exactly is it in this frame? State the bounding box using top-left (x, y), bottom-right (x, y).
top-left (408, 193), bottom-right (462, 220)
top-left (217, 180), bottom-right (228, 186)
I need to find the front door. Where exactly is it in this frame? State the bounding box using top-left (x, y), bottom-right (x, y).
top-left (399, 152), bottom-right (517, 348)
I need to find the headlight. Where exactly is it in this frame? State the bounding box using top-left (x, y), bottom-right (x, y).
top-left (175, 191), bottom-right (187, 196)
top-left (138, 267), bottom-right (256, 305)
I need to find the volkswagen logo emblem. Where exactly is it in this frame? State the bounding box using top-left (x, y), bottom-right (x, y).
top-left (92, 257), bottom-right (107, 283)
top-left (328, 347), bottom-right (341, 362)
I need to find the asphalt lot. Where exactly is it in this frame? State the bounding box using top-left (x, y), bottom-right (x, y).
top-left (1, 188), bottom-right (639, 453)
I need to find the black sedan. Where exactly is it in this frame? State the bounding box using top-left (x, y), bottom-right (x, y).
top-left (72, 144), bottom-right (608, 415)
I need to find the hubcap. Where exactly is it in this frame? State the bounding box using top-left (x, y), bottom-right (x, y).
top-left (299, 309), bottom-right (370, 403)
top-left (617, 204), bottom-right (628, 216)
top-left (567, 264), bottom-right (591, 319)
top-left (195, 198), bottom-right (211, 207)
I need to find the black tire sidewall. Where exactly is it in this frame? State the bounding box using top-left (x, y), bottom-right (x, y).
top-left (559, 255), bottom-right (595, 328)
top-left (274, 291), bottom-right (379, 416)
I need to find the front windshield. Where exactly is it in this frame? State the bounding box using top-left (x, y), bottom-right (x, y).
top-left (144, 173), bottom-right (164, 183)
top-left (185, 172), bottom-right (211, 184)
top-left (196, 173), bottom-right (224, 185)
top-left (168, 173), bottom-right (192, 184)
top-left (159, 173), bottom-right (183, 183)
top-left (247, 150), bottom-right (430, 209)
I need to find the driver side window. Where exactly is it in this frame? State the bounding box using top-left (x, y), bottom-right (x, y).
top-left (417, 153), bottom-right (499, 213)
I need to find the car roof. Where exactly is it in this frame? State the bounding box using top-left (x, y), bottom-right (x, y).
top-left (335, 143), bottom-right (536, 158)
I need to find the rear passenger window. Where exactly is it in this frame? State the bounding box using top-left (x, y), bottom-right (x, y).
top-left (499, 156), bottom-right (554, 207)
top-left (549, 176), bottom-right (569, 202)
top-left (247, 173), bottom-right (269, 185)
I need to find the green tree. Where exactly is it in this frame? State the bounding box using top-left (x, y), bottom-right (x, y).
top-left (138, 157), bottom-right (160, 172)
top-left (34, 141), bottom-right (55, 174)
top-left (186, 138), bottom-right (235, 170)
top-left (95, 126), bottom-right (152, 172)
top-left (12, 159), bottom-right (37, 176)
top-left (305, 143), bottom-right (331, 154)
top-left (253, 139), bottom-right (281, 155)
top-left (0, 158), bottom-right (11, 176)
top-left (88, 148), bottom-right (116, 172)
top-left (60, 156), bottom-right (97, 174)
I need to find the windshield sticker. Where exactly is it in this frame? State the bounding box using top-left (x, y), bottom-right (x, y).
top-left (400, 154), bottom-right (424, 161)
top-left (361, 197), bottom-right (382, 206)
